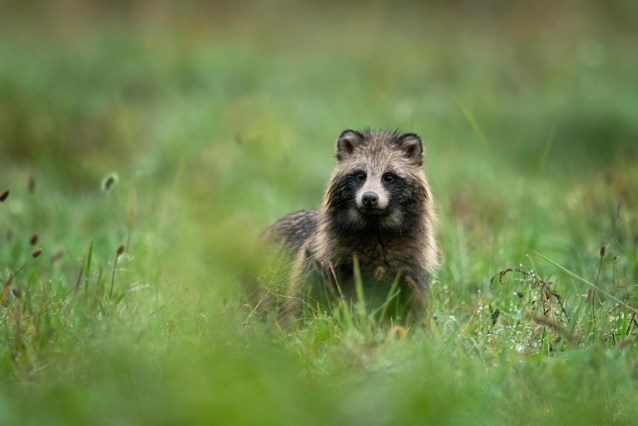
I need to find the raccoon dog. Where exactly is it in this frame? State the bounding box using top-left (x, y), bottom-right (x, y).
top-left (264, 129), bottom-right (438, 322)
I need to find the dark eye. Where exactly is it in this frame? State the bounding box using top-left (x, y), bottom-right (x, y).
top-left (383, 173), bottom-right (396, 183)
top-left (354, 171), bottom-right (367, 182)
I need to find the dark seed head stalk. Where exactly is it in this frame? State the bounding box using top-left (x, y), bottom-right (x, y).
top-left (28, 176), bottom-right (36, 193)
top-left (110, 245), bottom-right (125, 298)
top-left (0, 274), bottom-right (13, 304)
top-left (590, 245), bottom-right (606, 332)
top-left (50, 250), bottom-right (64, 263)
top-left (102, 173), bottom-right (118, 192)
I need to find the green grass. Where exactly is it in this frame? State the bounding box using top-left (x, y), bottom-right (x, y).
top-left (1, 2), bottom-right (638, 425)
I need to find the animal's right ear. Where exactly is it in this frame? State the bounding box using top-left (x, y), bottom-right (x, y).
top-left (336, 129), bottom-right (364, 161)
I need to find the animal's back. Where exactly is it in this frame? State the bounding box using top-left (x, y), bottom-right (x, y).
top-left (263, 209), bottom-right (320, 253)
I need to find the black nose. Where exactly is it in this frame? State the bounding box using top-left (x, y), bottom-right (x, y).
top-left (362, 191), bottom-right (379, 207)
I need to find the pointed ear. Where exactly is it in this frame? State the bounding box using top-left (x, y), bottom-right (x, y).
top-left (398, 133), bottom-right (424, 166)
top-left (336, 129), bottom-right (364, 161)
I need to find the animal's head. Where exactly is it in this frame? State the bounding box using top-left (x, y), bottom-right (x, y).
top-left (325, 129), bottom-right (431, 232)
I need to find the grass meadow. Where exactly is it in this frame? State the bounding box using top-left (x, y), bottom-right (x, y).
top-left (1, 1), bottom-right (638, 424)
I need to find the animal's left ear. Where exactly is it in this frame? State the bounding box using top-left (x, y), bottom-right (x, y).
top-left (398, 133), bottom-right (424, 166)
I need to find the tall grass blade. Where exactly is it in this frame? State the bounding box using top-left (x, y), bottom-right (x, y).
top-left (352, 255), bottom-right (366, 322)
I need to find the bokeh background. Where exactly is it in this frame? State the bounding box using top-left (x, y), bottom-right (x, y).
top-left (3, 0), bottom-right (637, 269)
top-left (1, 1), bottom-right (637, 424)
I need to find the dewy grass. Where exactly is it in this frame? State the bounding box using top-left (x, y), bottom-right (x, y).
top-left (535, 251), bottom-right (637, 317)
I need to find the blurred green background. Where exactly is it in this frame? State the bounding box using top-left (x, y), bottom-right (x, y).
top-left (1, 1), bottom-right (637, 425)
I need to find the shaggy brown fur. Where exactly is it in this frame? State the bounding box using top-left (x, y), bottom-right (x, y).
top-left (265, 129), bottom-right (438, 323)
